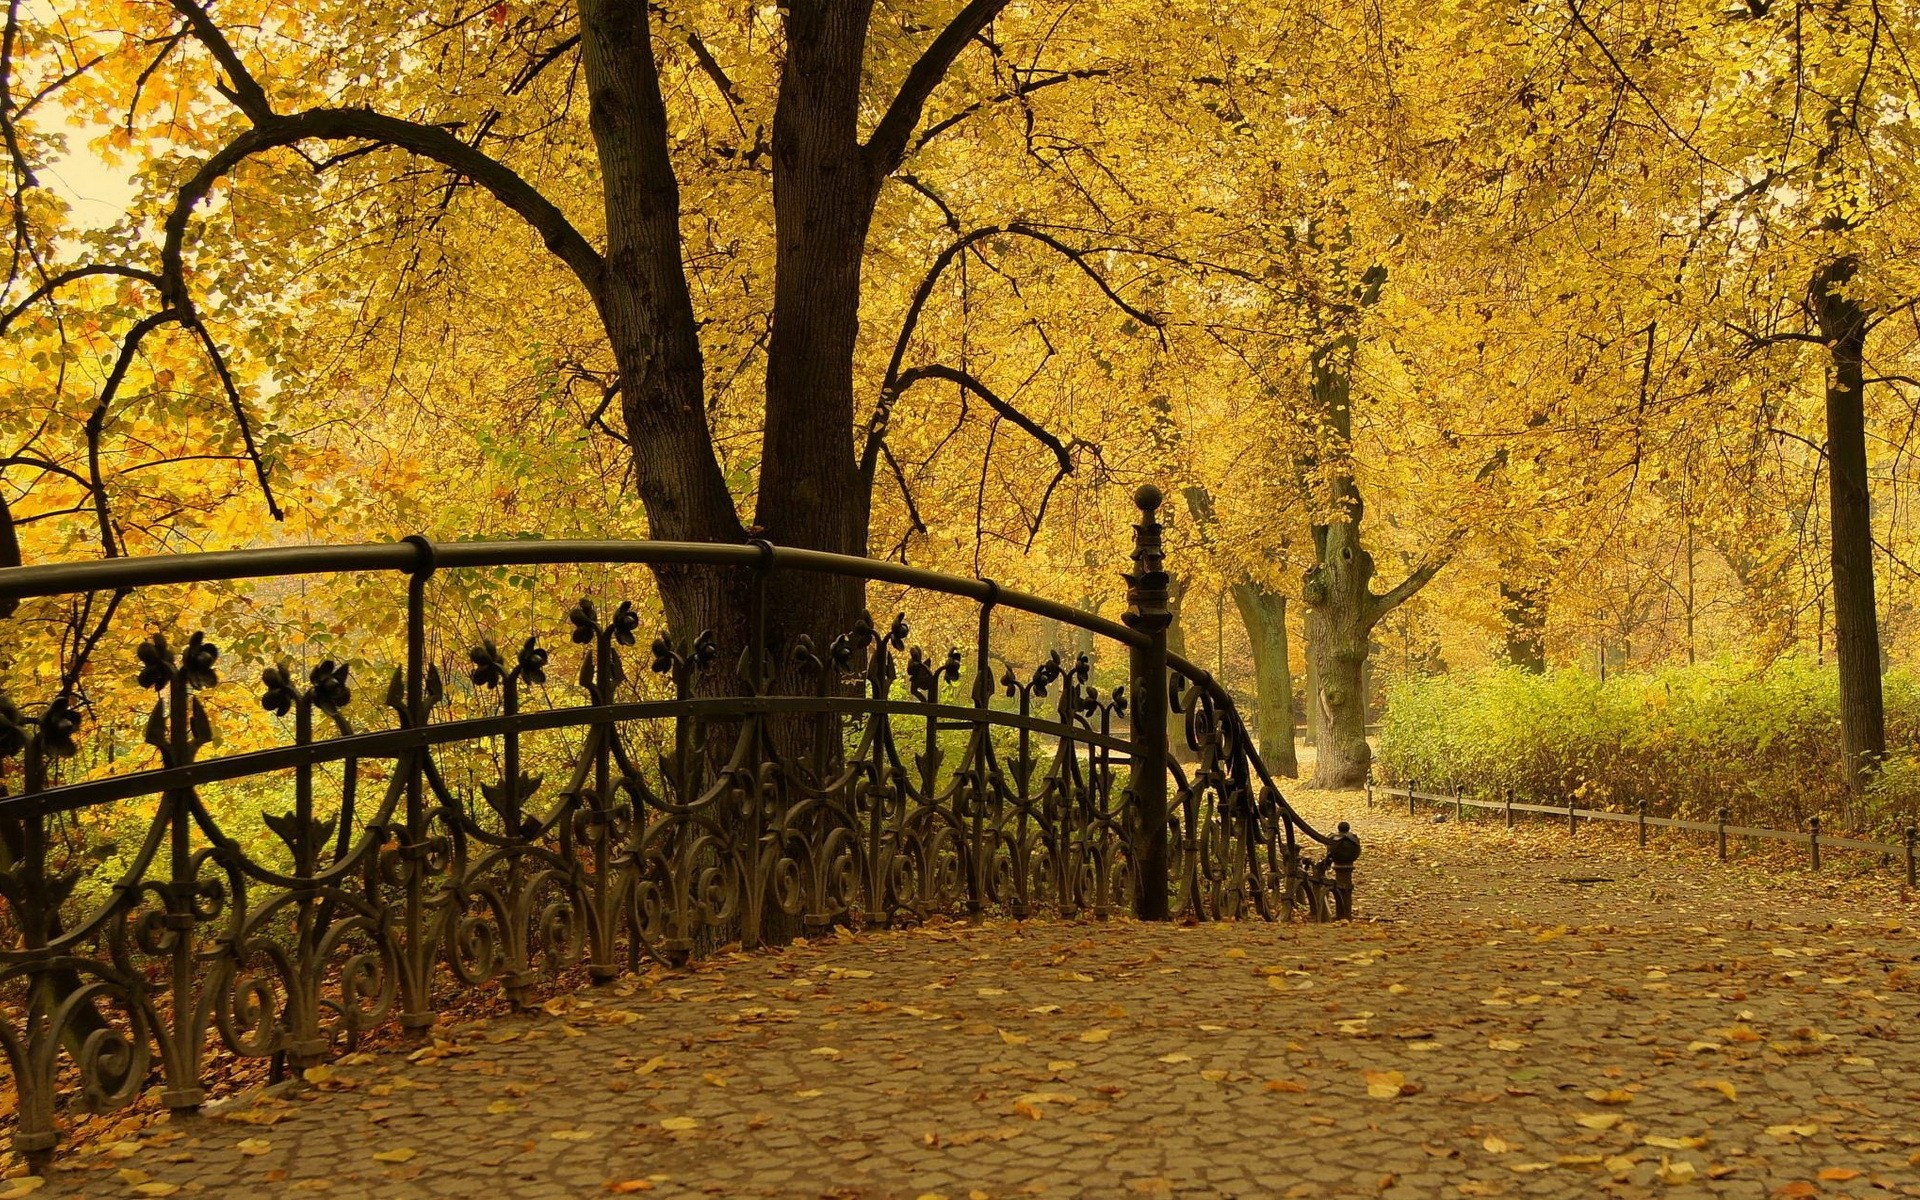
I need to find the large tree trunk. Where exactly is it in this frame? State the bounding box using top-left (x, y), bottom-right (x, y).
top-left (1303, 521), bottom-right (1376, 789)
top-left (1810, 256), bottom-right (1885, 792)
top-left (582, 0), bottom-right (753, 656)
top-left (1230, 581), bottom-right (1298, 777)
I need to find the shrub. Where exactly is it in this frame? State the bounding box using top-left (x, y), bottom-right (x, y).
top-left (1376, 659), bottom-right (1920, 836)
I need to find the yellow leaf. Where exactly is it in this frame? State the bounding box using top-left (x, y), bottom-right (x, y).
top-left (1488, 1037), bottom-right (1525, 1051)
top-left (1483, 1135), bottom-right (1517, 1153)
top-left (551, 1129), bottom-right (597, 1141)
top-left (998, 1029), bottom-right (1028, 1046)
top-left (371, 1148), bottom-right (416, 1163)
top-left (658, 1117), bottom-right (698, 1132)
top-left (1362, 1069), bottom-right (1406, 1099)
top-left (1654, 1158), bottom-right (1697, 1185)
top-left (302, 1065), bottom-right (334, 1084)
top-left (133, 1186), bottom-right (180, 1198)
top-left (1200, 1069), bottom-right (1228, 1082)
top-left (607, 1182), bottom-right (655, 1194)
top-left (1012, 1101), bottom-right (1044, 1120)
top-left (1079, 1028), bottom-right (1112, 1044)
top-left (1576, 1113), bottom-right (1623, 1131)
top-left (1642, 1135), bottom-right (1707, 1151)
top-left (0, 1180), bottom-right (44, 1200)
top-left (235, 1137), bottom-right (272, 1156)
top-left (794, 1089), bottom-right (823, 1099)
top-left (117, 1169), bottom-right (151, 1185)
top-left (486, 1100), bottom-right (518, 1115)
top-left (1583, 1088), bottom-right (1634, 1105)
top-left (1817, 1168), bottom-right (1862, 1182)
top-left (1264, 1079), bottom-right (1308, 1093)
top-left (1694, 1078), bottom-right (1737, 1101)
top-left (702, 1072), bottom-right (729, 1087)
top-left (1157, 1052), bottom-right (1193, 1064)
top-left (809, 1046), bottom-right (841, 1059)
top-left (1764, 1123), bottom-right (1819, 1140)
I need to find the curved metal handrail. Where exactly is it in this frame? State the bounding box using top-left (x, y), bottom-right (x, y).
top-left (0, 513), bottom-right (1358, 1168)
top-left (0, 537), bottom-right (1147, 650)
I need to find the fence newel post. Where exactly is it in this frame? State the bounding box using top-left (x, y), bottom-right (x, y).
top-left (1365, 775), bottom-right (1373, 808)
top-left (1637, 799), bottom-right (1648, 849)
top-left (1504, 786), bottom-right (1514, 829)
top-left (1455, 784), bottom-right (1464, 822)
top-left (1567, 795), bottom-right (1577, 837)
top-left (1717, 806), bottom-right (1730, 863)
top-left (1123, 485), bottom-right (1171, 921)
top-left (1808, 815), bottom-right (1821, 872)
top-left (1408, 777), bottom-right (1418, 817)
top-left (1907, 826), bottom-right (1918, 888)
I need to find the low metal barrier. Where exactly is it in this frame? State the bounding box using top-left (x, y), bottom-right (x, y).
top-left (0, 487), bottom-right (1357, 1165)
top-left (1369, 779), bottom-right (1917, 882)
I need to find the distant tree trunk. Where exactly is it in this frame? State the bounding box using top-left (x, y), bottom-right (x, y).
top-left (1500, 580), bottom-right (1547, 672)
top-left (1230, 582), bottom-right (1298, 776)
top-left (1298, 320), bottom-right (1447, 790)
top-left (1810, 256), bottom-right (1885, 791)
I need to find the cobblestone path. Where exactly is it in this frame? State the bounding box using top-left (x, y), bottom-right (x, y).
top-left (21, 792), bottom-right (1920, 1200)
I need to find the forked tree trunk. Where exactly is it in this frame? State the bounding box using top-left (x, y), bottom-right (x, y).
top-left (1230, 581), bottom-right (1297, 776)
top-left (1810, 256), bottom-right (1886, 792)
top-left (1298, 323), bottom-right (1445, 790)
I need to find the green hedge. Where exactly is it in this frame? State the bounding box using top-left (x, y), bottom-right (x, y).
top-left (1375, 659), bottom-right (1920, 835)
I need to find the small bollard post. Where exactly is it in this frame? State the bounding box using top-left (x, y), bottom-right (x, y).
top-left (1567, 795), bottom-right (1578, 837)
top-left (1717, 806), bottom-right (1730, 862)
top-left (1808, 815), bottom-right (1821, 872)
top-left (1409, 777), bottom-right (1418, 817)
top-left (1637, 799), bottom-right (1648, 849)
top-left (1455, 784), bottom-right (1464, 821)
top-left (1907, 826), bottom-right (1917, 888)
top-left (1365, 776), bottom-right (1374, 808)
top-left (1504, 787), bottom-right (1514, 830)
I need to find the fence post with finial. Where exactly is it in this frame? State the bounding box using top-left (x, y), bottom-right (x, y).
top-left (1808, 815), bottom-right (1821, 872)
top-left (1717, 806), bottom-right (1730, 863)
top-left (1123, 485), bottom-right (1172, 921)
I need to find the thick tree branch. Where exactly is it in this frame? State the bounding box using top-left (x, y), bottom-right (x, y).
top-left (1371, 546), bottom-right (1456, 619)
top-left (168, 0), bottom-right (275, 123)
top-left (0, 265), bottom-right (162, 337)
top-left (863, 0), bottom-right (1011, 181)
top-left (160, 107), bottom-right (605, 313)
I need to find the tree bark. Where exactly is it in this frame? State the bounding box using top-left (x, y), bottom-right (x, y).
top-left (1500, 580), bottom-right (1547, 672)
top-left (1810, 256), bottom-right (1885, 791)
top-left (1298, 327), bottom-right (1446, 789)
top-left (1230, 582), bottom-right (1298, 776)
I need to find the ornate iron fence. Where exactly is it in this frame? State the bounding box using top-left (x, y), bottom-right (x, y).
top-left (0, 486), bottom-right (1357, 1165)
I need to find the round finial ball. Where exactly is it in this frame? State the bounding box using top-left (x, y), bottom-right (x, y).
top-left (1134, 483), bottom-right (1163, 512)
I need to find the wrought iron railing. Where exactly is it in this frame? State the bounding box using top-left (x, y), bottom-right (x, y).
top-left (0, 487), bottom-right (1355, 1165)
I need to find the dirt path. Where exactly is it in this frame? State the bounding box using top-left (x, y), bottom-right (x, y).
top-left (19, 789), bottom-right (1920, 1200)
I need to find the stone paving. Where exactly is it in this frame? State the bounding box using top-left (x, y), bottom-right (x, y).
top-left (17, 790), bottom-right (1920, 1199)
